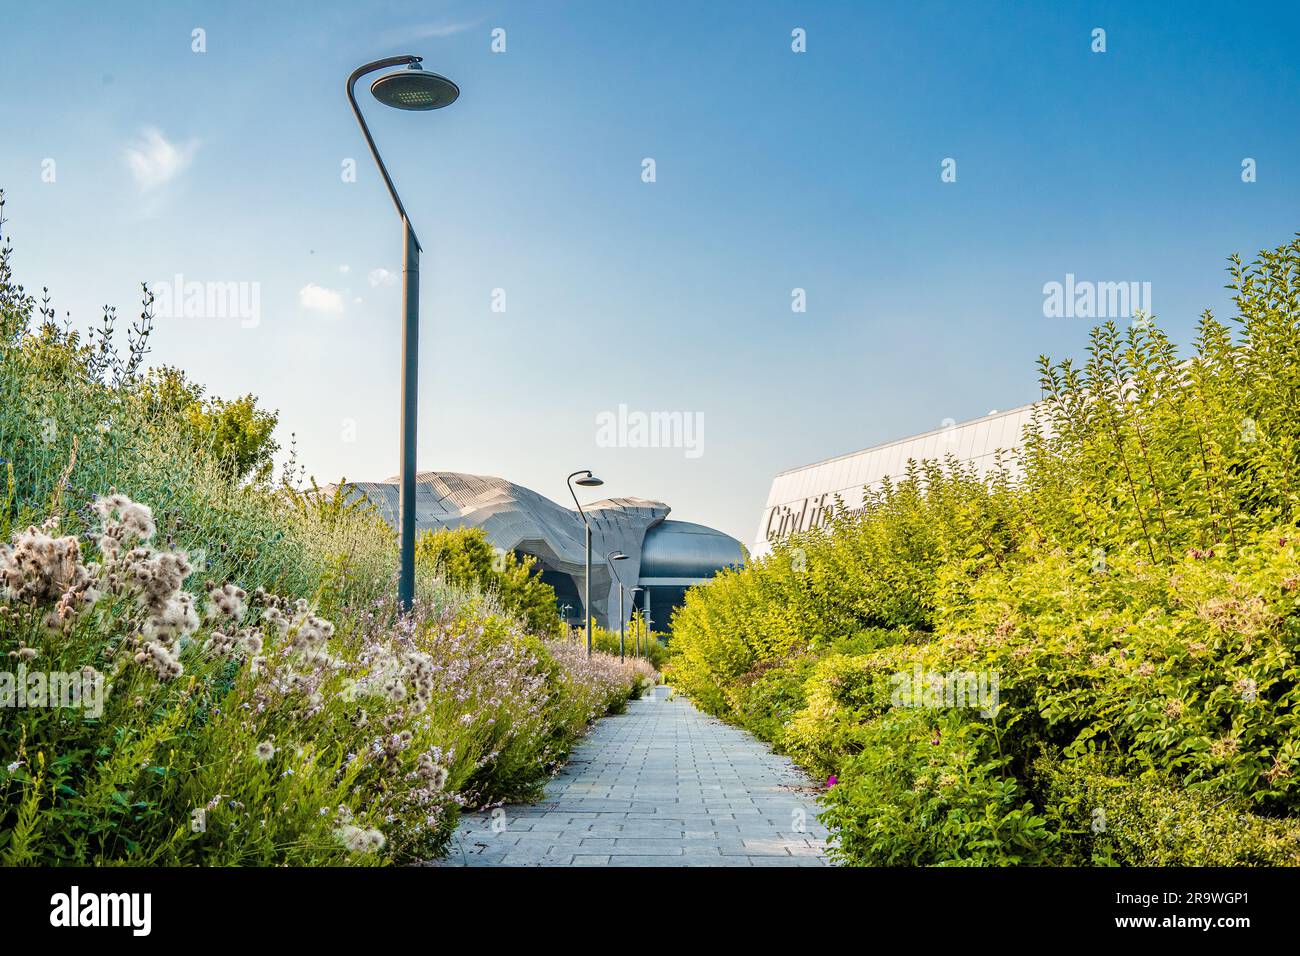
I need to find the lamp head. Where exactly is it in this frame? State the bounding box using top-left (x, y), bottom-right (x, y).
top-left (574, 472), bottom-right (603, 487)
top-left (371, 62), bottom-right (460, 111)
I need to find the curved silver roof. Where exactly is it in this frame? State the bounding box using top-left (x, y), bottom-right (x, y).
top-left (321, 471), bottom-right (741, 629)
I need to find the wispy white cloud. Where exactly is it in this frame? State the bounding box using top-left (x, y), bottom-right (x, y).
top-left (299, 283), bottom-right (346, 315)
top-left (368, 267), bottom-right (398, 288)
top-left (123, 127), bottom-right (198, 191)
top-left (379, 18), bottom-right (482, 44)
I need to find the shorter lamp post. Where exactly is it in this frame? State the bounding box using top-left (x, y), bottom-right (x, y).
top-left (605, 551), bottom-right (629, 659)
top-left (645, 595), bottom-right (654, 658)
top-left (567, 470), bottom-right (604, 656)
top-left (630, 586), bottom-right (645, 658)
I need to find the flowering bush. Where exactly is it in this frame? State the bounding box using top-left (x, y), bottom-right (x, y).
top-left (0, 495), bottom-right (649, 865)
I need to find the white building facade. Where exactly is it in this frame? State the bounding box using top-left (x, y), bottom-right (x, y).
top-left (753, 403), bottom-right (1040, 558)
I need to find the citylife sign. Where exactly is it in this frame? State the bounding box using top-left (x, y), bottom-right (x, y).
top-left (764, 492), bottom-right (863, 543)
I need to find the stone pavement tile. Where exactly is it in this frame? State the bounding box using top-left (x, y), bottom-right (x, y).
top-left (500, 848), bottom-right (576, 866)
top-left (617, 818), bottom-right (686, 829)
top-left (432, 690), bottom-right (830, 867)
top-left (603, 856), bottom-right (695, 867)
top-left (717, 842), bottom-right (793, 857)
top-left (743, 838), bottom-right (803, 852)
top-left (612, 838), bottom-right (685, 855)
top-left (580, 824), bottom-right (629, 836)
top-left (680, 845), bottom-right (723, 857)
top-left (520, 818), bottom-right (572, 831)
top-left (749, 855), bottom-right (829, 866)
top-left (786, 843), bottom-right (827, 856)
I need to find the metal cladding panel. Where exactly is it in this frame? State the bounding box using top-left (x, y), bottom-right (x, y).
top-left (844, 453), bottom-right (868, 491)
top-left (827, 459), bottom-right (845, 497)
top-left (881, 443), bottom-right (903, 483)
top-left (995, 420), bottom-right (1009, 452)
top-left (955, 423), bottom-right (976, 459)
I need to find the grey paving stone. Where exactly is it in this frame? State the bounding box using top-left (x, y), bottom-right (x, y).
top-left (612, 838), bottom-right (686, 855)
top-left (431, 689), bottom-right (830, 868)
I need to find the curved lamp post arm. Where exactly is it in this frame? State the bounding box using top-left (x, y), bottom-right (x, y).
top-left (347, 55), bottom-right (423, 250)
top-left (566, 470), bottom-right (593, 526)
top-left (603, 550), bottom-right (624, 587)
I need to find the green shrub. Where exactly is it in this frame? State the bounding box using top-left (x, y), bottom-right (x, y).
top-left (667, 234), bottom-right (1300, 865)
top-left (415, 525), bottom-right (562, 638)
top-left (1035, 754), bottom-right (1300, 866)
top-left (820, 708), bottom-right (1053, 866)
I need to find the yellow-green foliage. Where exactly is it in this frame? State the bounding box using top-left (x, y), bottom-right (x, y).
top-left (415, 524), bottom-right (563, 638)
top-left (783, 652), bottom-right (898, 776)
top-left (585, 617), bottom-right (668, 669)
top-left (1036, 754), bottom-right (1300, 866)
top-left (668, 235), bottom-right (1300, 865)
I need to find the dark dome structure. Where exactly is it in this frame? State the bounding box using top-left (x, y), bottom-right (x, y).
top-left (640, 520), bottom-right (745, 581)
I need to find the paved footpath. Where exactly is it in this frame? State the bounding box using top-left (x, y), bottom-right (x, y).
top-left (434, 685), bottom-right (831, 866)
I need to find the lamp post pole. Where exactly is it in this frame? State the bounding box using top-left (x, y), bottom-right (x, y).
top-left (645, 590), bottom-right (653, 658)
top-left (396, 221), bottom-right (419, 610)
top-left (567, 470), bottom-right (604, 656)
top-left (604, 550), bottom-right (629, 660)
top-left (630, 586), bottom-right (644, 659)
top-left (346, 55), bottom-right (458, 612)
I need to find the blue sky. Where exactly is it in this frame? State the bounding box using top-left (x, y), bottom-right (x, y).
top-left (2, 1), bottom-right (1298, 545)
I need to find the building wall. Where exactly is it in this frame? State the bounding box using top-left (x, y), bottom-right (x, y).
top-left (752, 403), bottom-right (1041, 557)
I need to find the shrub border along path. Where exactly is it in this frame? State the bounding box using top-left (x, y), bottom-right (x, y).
top-left (433, 686), bottom-right (830, 866)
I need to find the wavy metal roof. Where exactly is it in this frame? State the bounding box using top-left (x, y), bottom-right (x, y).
top-left (321, 472), bottom-right (740, 629)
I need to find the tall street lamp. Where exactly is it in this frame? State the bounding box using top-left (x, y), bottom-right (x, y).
top-left (605, 550), bottom-right (629, 659)
top-left (347, 55), bottom-right (459, 611)
top-left (567, 470), bottom-right (603, 655)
